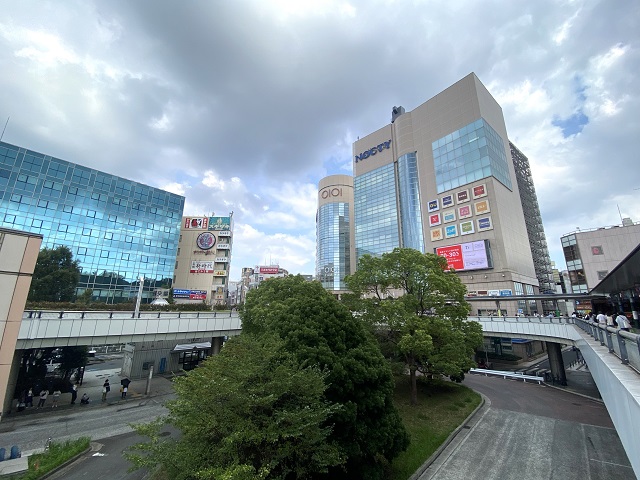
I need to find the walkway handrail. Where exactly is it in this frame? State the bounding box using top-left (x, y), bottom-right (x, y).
top-left (574, 318), bottom-right (640, 373)
top-left (22, 310), bottom-right (236, 319)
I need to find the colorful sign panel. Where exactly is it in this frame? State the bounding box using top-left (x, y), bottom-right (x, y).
top-left (458, 205), bottom-right (472, 219)
top-left (430, 228), bottom-right (443, 242)
top-left (435, 240), bottom-right (491, 272)
top-left (443, 209), bottom-right (456, 223)
top-left (477, 216), bottom-right (493, 231)
top-left (474, 200), bottom-right (490, 215)
top-left (190, 261), bottom-right (215, 273)
top-left (460, 220), bottom-right (475, 235)
top-left (259, 267), bottom-right (279, 274)
top-left (445, 224), bottom-right (458, 238)
top-left (184, 217), bottom-right (209, 229)
top-left (173, 289), bottom-right (207, 300)
top-left (208, 216), bottom-right (231, 231)
top-left (429, 213), bottom-right (441, 227)
top-left (472, 184), bottom-right (487, 199)
top-left (428, 199), bottom-right (439, 212)
top-left (442, 194), bottom-right (454, 207)
top-left (456, 189), bottom-right (470, 204)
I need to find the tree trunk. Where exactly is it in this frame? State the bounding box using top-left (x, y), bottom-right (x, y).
top-left (409, 364), bottom-right (418, 405)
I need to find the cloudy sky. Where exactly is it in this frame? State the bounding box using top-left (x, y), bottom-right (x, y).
top-left (1, 0), bottom-right (638, 280)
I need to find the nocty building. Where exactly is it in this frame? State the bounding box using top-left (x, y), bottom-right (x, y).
top-left (350, 73), bottom-right (549, 315)
top-left (0, 141), bottom-right (185, 303)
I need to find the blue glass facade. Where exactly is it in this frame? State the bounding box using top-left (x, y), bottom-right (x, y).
top-left (316, 202), bottom-right (350, 291)
top-left (354, 163), bottom-right (399, 262)
top-left (432, 118), bottom-right (512, 193)
top-left (397, 152), bottom-right (424, 253)
top-left (0, 141), bottom-right (184, 303)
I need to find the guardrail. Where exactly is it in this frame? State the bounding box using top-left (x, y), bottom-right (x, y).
top-left (574, 318), bottom-right (640, 373)
top-left (469, 368), bottom-right (543, 384)
top-left (22, 310), bottom-right (236, 319)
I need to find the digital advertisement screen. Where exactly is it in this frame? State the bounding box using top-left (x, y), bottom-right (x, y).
top-left (435, 240), bottom-right (492, 272)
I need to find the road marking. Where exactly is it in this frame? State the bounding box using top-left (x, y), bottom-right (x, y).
top-left (589, 458), bottom-right (633, 468)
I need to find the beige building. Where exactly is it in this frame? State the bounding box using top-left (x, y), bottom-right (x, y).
top-left (561, 220), bottom-right (640, 293)
top-left (0, 227), bottom-right (42, 419)
top-left (316, 175), bottom-right (355, 295)
top-left (173, 215), bottom-right (233, 306)
top-left (352, 73), bottom-right (541, 315)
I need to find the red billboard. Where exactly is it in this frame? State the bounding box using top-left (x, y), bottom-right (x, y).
top-left (259, 266), bottom-right (279, 274)
top-left (435, 240), bottom-right (491, 272)
top-left (184, 217), bottom-right (209, 229)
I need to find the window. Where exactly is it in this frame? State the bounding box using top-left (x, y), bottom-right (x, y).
top-left (597, 270), bottom-right (608, 280)
top-left (71, 167), bottom-right (91, 185)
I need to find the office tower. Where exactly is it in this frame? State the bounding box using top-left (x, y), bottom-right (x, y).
top-left (0, 141), bottom-right (184, 303)
top-left (352, 73), bottom-right (541, 315)
top-left (316, 175), bottom-right (354, 296)
top-left (173, 214), bottom-right (234, 306)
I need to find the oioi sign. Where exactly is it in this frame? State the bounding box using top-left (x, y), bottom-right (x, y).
top-left (355, 140), bottom-right (392, 163)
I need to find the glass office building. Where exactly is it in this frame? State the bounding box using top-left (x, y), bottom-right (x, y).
top-left (316, 175), bottom-right (354, 293)
top-left (0, 141), bottom-right (185, 303)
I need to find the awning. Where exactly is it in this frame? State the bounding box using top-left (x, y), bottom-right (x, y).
top-left (172, 342), bottom-right (211, 353)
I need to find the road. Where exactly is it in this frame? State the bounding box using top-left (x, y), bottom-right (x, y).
top-left (420, 375), bottom-right (635, 480)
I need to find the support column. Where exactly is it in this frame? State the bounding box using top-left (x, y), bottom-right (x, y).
top-left (546, 341), bottom-right (567, 386)
top-left (211, 337), bottom-right (223, 355)
top-left (2, 350), bottom-right (23, 418)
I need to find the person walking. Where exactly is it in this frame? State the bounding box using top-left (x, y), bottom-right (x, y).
top-left (102, 379), bottom-right (110, 402)
top-left (37, 389), bottom-right (48, 408)
top-left (52, 389), bottom-right (61, 408)
top-left (121, 385), bottom-right (128, 400)
top-left (70, 383), bottom-right (78, 405)
top-left (606, 313), bottom-right (615, 328)
top-left (25, 388), bottom-right (33, 408)
top-left (616, 312), bottom-right (631, 332)
top-left (596, 312), bottom-right (607, 326)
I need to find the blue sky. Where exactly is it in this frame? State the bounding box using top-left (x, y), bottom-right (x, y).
top-left (0, 0), bottom-right (638, 279)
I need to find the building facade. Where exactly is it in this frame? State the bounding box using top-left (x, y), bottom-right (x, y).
top-left (173, 215), bottom-right (234, 306)
top-left (0, 227), bottom-right (42, 418)
top-left (561, 220), bottom-right (640, 294)
top-left (316, 175), bottom-right (354, 294)
top-left (352, 73), bottom-right (542, 315)
top-left (0, 141), bottom-right (184, 303)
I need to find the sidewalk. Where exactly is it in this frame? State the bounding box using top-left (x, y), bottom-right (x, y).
top-left (1, 356), bottom-right (177, 427)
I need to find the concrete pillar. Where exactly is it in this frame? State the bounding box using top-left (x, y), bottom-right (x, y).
top-left (2, 350), bottom-right (23, 418)
top-left (211, 337), bottom-right (223, 355)
top-left (546, 341), bottom-right (567, 386)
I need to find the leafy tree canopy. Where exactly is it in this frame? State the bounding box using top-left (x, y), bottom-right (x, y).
top-left (241, 275), bottom-right (409, 480)
top-left (29, 246), bottom-right (80, 302)
top-left (344, 248), bottom-right (483, 405)
top-left (127, 334), bottom-right (343, 480)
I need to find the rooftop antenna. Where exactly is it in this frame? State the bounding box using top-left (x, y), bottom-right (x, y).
top-left (0, 117), bottom-right (9, 142)
top-left (617, 204), bottom-right (624, 224)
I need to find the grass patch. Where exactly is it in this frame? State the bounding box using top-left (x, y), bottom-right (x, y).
top-left (390, 376), bottom-right (481, 480)
top-left (19, 437), bottom-right (91, 479)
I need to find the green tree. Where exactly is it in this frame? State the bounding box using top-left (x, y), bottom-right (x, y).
top-left (29, 246), bottom-right (80, 302)
top-left (127, 334), bottom-right (342, 480)
top-left (344, 248), bottom-right (483, 405)
top-left (241, 275), bottom-right (409, 480)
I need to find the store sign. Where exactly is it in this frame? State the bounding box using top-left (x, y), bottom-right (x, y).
top-left (354, 140), bottom-right (392, 163)
top-left (196, 232), bottom-right (216, 250)
top-left (190, 261), bottom-right (215, 273)
top-left (184, 217), bottom-right (209, 229)
top-left (259, 267), bottom-right (279, 274)
top-left (173, 289), bottom-right (207, 300)
top-left (209, 216), bottom-right (231, 231)
top-left (217, 230), bottom-right (231, 237)
top-left (435, 240), bottom-right (492, 272)
top-left (217, 243), bottom-right (230, 249)
top-left (213, 270), bottom-right (227, 276)
top-left (320, 187), bottom-right (343, 199)
top-left (215, 257), bottom-right (229, 262)
top-left (499, 289), bottom-right (513, 296)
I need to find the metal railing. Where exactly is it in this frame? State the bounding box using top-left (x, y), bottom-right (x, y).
top-left (574, 318), bottom-right (640, 373)
top-left (469, 368), bottom-right (543, 384)
top-left (23, 310), bottom-right (237, 319)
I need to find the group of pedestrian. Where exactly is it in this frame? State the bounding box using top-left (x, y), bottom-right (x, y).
top-left (20, 377), bottom-right (129, 411)
top-left (586, 311), bottom-right (632, 331)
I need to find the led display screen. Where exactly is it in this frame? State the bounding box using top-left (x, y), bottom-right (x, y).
top-left (435, 240), bottom-right (492, 272)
